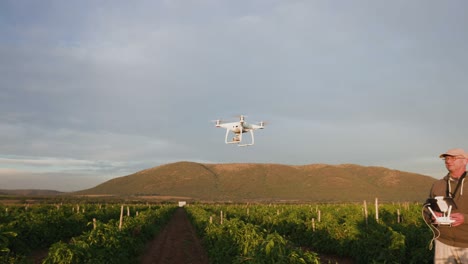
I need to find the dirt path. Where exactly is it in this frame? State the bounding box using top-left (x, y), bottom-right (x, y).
top-left (29, 207), bottom-right (352, 264)
top-left (140, 207), bottom-right (354, 264)
top-left (140, 207), bottom-right (210, 264)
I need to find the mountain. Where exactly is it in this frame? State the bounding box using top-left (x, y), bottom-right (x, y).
top-left (74, 162), bottom-right (437, 202)
top-left (0, 189), bottom-right (63, 196)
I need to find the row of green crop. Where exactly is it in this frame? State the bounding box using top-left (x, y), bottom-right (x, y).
top-left (42, 205), bottom-right (176, 264)
top-left (187, 205), bottom-right (320, 264)
top-left (0, 203), bottom-right (175, 264)
top-left (186, 203), bottom-right (434, 264)
top-left (0, 204), bottom-right (149, 254)
top-left (0, 203), bottom-right (152, 225)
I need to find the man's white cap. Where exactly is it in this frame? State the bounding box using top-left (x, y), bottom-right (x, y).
top-left (439, 148), bottom-right (468, 159)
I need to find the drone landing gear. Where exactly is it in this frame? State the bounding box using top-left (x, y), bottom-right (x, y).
top-left (224, 130), bottom-right (254, 146)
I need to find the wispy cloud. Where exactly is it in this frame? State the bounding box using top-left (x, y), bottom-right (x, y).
top-left (1, 1), bottom-right (467, 190)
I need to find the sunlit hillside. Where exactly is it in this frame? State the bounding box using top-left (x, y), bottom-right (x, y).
top-left (73, 161), bottom-right (436, 202)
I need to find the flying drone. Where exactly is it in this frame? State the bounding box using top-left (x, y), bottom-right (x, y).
top-left (213, 115), bottom-right (265, 147)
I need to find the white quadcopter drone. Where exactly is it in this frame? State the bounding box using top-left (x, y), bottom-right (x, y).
top-left (214, 115), bottom-right (265, 147)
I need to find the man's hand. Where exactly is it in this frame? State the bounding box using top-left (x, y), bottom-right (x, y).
top-left (449, 213), bottom-right (465, 227)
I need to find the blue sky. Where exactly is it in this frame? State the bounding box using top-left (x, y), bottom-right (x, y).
top-left (1, 0), bottom-right (468, 191)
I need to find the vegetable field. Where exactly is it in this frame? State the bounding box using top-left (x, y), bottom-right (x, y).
top-left (0, 203), bottom-right (176, 264)
top-left (186, 201), bottom-right (433, 264)
top-left (1, 200), bottom-right (434, 263)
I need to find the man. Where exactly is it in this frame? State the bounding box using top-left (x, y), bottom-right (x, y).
top-left (429, 148), bottom-right (468, 263)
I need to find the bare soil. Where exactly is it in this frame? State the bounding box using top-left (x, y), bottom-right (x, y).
top-left (140, 207), bottom-right (354, 264)
top-left (319, 254), bottom-right (355, 264)
top-left (30, 207), bottom-right (353, 263)
top-left (140, 207), bottom-right (210, 264)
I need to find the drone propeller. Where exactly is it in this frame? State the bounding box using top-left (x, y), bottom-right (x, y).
top-left (210, 119), bottom-right (224, 126)
top-left (253, 120), bottom-right (268, 128)
top-left (233, 114), bottom-right (247, 123)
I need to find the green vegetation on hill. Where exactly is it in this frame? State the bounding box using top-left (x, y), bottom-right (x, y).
top-left (74, 162), bottom-right (437, 202)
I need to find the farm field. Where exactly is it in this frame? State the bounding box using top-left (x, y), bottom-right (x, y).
top-left (0, 201), bottom-right (177, 263)
top-left (1, 200), bottom-right (434, 263)
top-left (185, 201), bottom-right (434, 263)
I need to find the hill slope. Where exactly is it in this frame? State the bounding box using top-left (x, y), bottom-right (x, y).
top-left (0, 189), bottom-right (63, 196)
top-left (75, 162), bottom-right (437, 202)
